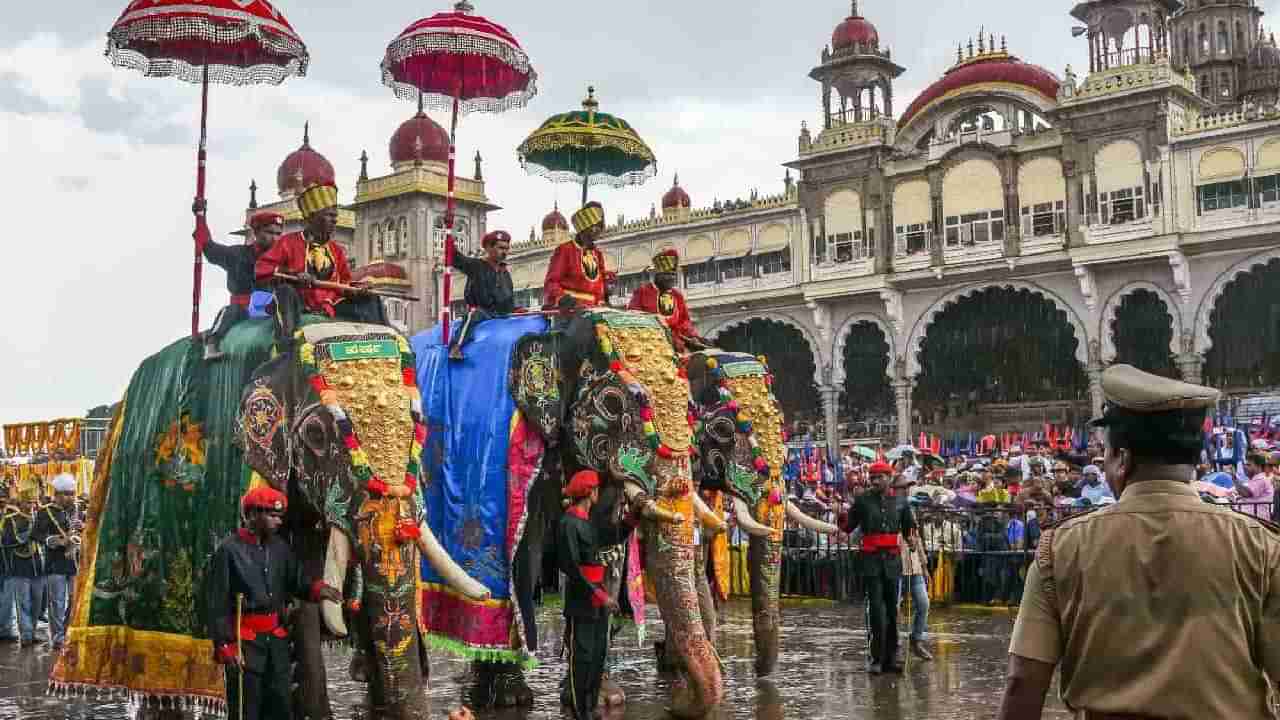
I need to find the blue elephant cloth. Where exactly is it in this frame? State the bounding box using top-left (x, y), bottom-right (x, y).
top-left (412, 314), bottom-right (549, 662)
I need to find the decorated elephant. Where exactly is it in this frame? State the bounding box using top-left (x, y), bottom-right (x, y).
top-left (46, 316), bottom-right (482, 720)
top-left (238, 321), bottom-right (488, 719)
top-left (686, 350), bottom-right (836, 676)
top-left (412, 309), bottom-right (723, 718)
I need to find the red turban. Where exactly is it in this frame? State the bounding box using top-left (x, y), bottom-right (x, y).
top-left (482, 230), bottom-right (511, 247)
top-left (564, 470), bottom-right (600, 499)
top-left (867, 461), bottom-right (894, 476)
top-left (242, 486), bottom-right (287, 513)
top-left (249, 212), bottom-right (285, 230)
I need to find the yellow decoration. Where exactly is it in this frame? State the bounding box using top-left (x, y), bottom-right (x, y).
top-left (319, 355), bottom-right (414, 488)
top-left (725, 372), bottom-right (786, 541)
top-left (180, 417), bottom-right (205, 468)
top-left (601, 324), bottom-right (690, 453)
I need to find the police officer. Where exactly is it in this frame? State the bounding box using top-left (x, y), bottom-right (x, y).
top-left (558, 470), bottom-right (637, 720)
top-left (842, 460), bottom-right (915, 674)
top-left (999, 365), bottom-right (1280, 719)
top-left (206, 486), bottom-right (340, 720)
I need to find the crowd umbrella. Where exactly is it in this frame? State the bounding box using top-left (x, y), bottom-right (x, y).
top-left (105, 0), bottom-right (311, 338)
top-left (381, 0), bottom-right (538, 345)
top-left (517, 85), bottom-right (658, 206)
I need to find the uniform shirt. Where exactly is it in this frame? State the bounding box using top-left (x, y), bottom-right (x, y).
top-left (542, 239), bottom-right (608, 308)
top-left (627, 284), bottom-right (696, 340)
top-left (32, 503), bottom-right (78, 576)
top-left (203, 240), bottom-right (264, 299)
top-left (205, 529), bottom-right (320, 669)
top-left (841, 489), bottom-right (916, 577)
top-left (557, 506), bottom-right (634, 620)
top-left (0, 508), bottom-right (41, 578)
top-left (1010, 480), bottom-right (1280, 718)
top-left (254, 232), bottom-right (352, 316)
top-left (454, 253), bottom-right (515, 315)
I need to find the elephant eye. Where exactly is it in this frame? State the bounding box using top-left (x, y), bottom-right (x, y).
top-left (302, 416), bottom-right (330, 454)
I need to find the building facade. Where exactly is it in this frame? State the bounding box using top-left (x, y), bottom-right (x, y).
top-left (506, 0), bottom-right (1280, 449)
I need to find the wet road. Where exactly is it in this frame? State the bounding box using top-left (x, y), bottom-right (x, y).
top-left (0, 600), bottom-right (1067, 719)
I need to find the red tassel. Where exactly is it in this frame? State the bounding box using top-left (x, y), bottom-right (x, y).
top-left (367, 478), bottom-right (388, 497)
top-left (657, 445), bottom-right (674, 459)
top-left (343, 434), bottom-right (359, 450)
top-left (402, 368), bottom-right (416, 387)
top-left (609, 361), bottom-right (624, 373)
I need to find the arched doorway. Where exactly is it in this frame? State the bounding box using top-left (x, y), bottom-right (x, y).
top-left (1111, 289), bottom-right (1177, 377)
top-left (713, 319), bottom-right (820, 427)
top-left (1204, 257), bottom-right (1280, 390)
top-left (914, 286), bottom-right (1087, 430)
top-left (840, 321), bottom-right (892, 434)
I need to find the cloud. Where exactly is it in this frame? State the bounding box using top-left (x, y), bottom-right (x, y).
top-left (55, 175), bottom-right (91, 192)
top-left (76, 75), bottom-right (188, 147)
top-left (0, 70), bottom-right (53, 114)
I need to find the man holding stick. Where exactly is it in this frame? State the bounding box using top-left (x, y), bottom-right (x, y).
top-left (449, 230), bottom-right (516, 361)
top-left (201, 210), bottom-right (282, 360)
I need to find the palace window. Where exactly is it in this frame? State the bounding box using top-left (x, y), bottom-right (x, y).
top-left (1257, 174), bottom-right (1280, 207)
top-left (1220, 72), bottom-right (1233, 100)
top-left (756, 250), bottom-right (791, 276)
top-left (613, 272), bottom-right (648, 298)
top-left (830, 230), bottom-right (871, 263)
top-left (719, 256), bottom-right (753, 282)
top-left (1199, 24), bottom-right (1209, 56)
top-left (944, 210), bottom-right (1004, 248)
top-left (1020, 201), bottom-right (1066, 237)
top-left (1099, 186), bottom-right (1146, 224)
top-left (514, 289), bottom-right (539, 309)
top-left (685, 260), bottom-right (715, 286)
top-left (1198, 180), bottom-right (1247, 213)
top-left (894, 222), bottom-right (931, 256)
top-left (1218, 21), bottom-right (1230, 56)
top-left (1200, 74), bottom-right (1210, 98)
top-left (432, 216), bottom-right (470, 258)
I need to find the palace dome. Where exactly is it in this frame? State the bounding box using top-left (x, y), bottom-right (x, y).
top-left (899, 54), bottom-right (1060, 131)
top-left (542, 204), bottom-right (569, 232)
top-left (277, 124), bottom-right (335, 197)
top-left (661, 174), bottom-right (691, 210)
top-left (832, 3), bottom-right (879, 52)
top-left (352, 261), bottom-right (410, 286)
top-left (389, 109), bottom-right (449, 167)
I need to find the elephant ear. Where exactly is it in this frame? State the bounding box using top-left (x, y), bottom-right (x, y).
top-left (237, 354), bottom-right (294, 490)
top-left (510, 333), bottom-right (565, 445)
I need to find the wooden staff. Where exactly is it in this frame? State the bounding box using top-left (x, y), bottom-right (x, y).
top-left (272, 272), bottom-right (421, 302)
top-left (235, 593), bottom-right (245, 720)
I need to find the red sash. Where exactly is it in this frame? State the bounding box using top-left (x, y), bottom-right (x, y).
top-left (238, 612), bottom-right (288, 641)
top-left (580, 564), bottom-right (605, 584)
top-left (861, 533), bottom-right (901, 554)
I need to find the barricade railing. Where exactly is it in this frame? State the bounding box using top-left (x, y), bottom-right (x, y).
top-left (725, 498), bottom-right (1276, 605)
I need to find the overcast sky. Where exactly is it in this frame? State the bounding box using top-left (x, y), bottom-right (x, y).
top-left (2, 0), bottom-right (1275, 423)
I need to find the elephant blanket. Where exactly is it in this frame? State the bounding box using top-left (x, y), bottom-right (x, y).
top-left (412, 315), bottom-right (550, 666)
top-left (47, 317), bottom-right (295, 712)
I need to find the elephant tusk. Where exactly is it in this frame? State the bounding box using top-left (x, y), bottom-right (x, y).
top-left (321, 527), bottom-right (350, 638)
top-left (691, 493), bottom-right (727, 535)
top-left (623, 481), bottom-right (685, 525)
top-left (416, 520), bottom-right (491, 601)
top-left (786, 500), bottom-right (839, 535)
top-left (731, 496), bottom-right (773, 537)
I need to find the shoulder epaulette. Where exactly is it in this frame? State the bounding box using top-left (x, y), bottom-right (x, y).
top-left (1038, 505), bottom-right (1104, 532)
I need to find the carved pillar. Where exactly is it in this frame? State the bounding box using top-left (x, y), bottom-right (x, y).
top-left (820, 384), bottom-right (841, 462)
top-left (1176, 330), bottom-right (1205, 384)
top-left (1087, 339), bottom-right (1105, 421)
top-left (893, 378), bottom-right (913, 446)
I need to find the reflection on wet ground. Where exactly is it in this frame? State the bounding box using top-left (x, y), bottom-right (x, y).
top-left (1, 599), bottom-right (1067, 719)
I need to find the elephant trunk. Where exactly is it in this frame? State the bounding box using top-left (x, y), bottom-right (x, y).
top-left (623, 480), bottom-right (685, 524)
top-left (748, 535), bottom-right (781, 677)
top-left (785, 500), bottom-right (838, 534)
top-left (416, 519), bottom-right (491, 600)
top-left (363, 588), bottom-right (431, 720)
top-left (644, 495), bottom-right (724, 718)
top-left (691, 493), bottom-right (727, 534)
top-left (321, 527), bottom-right (351, 637)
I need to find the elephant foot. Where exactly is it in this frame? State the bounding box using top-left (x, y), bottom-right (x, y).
top-left (598, 674), bottom-right (625, 707)
top-left (465, 661), bottom-right (533, 708)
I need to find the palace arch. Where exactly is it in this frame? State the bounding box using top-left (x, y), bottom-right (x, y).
top-left (708, 316), bottom-right (822, 425)
top-left (1200, 254), bottom-right (1280, 390)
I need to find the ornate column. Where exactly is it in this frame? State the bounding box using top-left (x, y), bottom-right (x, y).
top-left (819, 384), bottom-right (841, 462)
top-left (1176, 330), bottom-right (1205, 384)
top-left (893, 378), bottom-right (913, 446)
top-left (1087, 339), bottom-right (1105, 420)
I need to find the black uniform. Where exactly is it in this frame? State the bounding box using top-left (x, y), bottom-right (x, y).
top-left (205, 529), bottom-right (318, 720)
top-left (32, 504), bottom-right (78, 577)
top-left (0, 508), bottom-right (40, 579)
top-left (203, 240), bottom-right (265, 354)
top-left (842, 488), bottom-right (915, 671)
top-left (450, 253), bottom-right (515, 354)
top-left (557, 505), bottom-right (634, 720)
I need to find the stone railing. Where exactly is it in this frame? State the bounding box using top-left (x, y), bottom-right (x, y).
top-left (799, 117), bottom-right (894, 156)
top-left (354, 166), bottom-right (487, 205)
top-left (598, 189), bottom-right (797, 238)
top-left (1061, 57), bottom-right (1196, 104)
top-left (1172, 105), bottom-right (1280, 136)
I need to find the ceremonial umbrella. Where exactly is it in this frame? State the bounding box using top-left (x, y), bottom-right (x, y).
top-left (517, 85), bottom-right (658, 206)
top-left (105, 0), bottom-right (310, 338)
top-left (381, 0), bottom-right (537, 344)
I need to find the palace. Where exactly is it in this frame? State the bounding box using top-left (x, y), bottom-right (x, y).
top-left (243, 0), bottom-right (1280, 449)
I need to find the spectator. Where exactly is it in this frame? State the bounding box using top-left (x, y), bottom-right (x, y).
top-left (1080, 465), bottom-right (1114, 505)
top-left (1235, 453), bottom-right (1274, 520)
top-left (978, 475), bottom-right (1011, 505)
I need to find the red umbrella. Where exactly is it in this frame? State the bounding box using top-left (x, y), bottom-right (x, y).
top-left (382, 0), bottom-right (537, 344)
top-left (106, 0), bottom-right (310, 338)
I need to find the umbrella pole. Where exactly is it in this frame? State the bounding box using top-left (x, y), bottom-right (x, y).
top-left (581, 151), bottom-right (590, 206)
top-left (440, 89), bottom-right (460, 346)
top-left (191, 65), bottom-right (210, 339)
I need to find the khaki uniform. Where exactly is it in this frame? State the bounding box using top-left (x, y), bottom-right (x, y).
top-left (1011, 479), bottom-right (1280, 719)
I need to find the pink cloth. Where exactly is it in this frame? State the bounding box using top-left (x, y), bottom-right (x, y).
top-left (1241, 474), bottom-right (1274, 520)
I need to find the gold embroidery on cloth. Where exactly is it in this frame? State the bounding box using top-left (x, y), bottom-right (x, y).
top-left (579, 247), bottom-right (599, 280)
top-left (658, 292), bottom-right (675, 316)
top-left (307, 243), bottom-right (334, 277)
top-left (726, 375), bottom-right (786, 539)
top-left (601, 325), bottom-right (690, 453)
top-left (319, 356), bottom-right (413, 489)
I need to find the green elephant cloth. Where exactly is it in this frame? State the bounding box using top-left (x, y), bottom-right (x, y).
top-left (49, 316), bottom-right (321, 712)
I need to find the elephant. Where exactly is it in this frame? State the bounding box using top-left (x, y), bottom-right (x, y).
top-left (238, 321), bottom-right (487, 720)
top-left (686, 350), bottom-right (836, 677)
top-left (411, 309), bottom-right (723, 718)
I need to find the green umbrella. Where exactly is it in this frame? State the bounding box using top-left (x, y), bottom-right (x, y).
top-left (851, 445), bottom-right (877, 460)
top-left (517, 85), bottom-right (657, 204)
